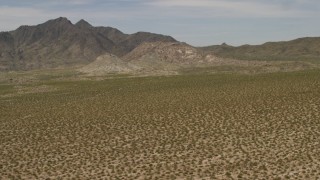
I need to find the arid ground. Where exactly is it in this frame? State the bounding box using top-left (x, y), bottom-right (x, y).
top-left (1, 70), bottom-right (320, 179)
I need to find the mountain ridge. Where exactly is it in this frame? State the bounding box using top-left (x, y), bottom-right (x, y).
top-left (200, 37), bottom-right (320, 61)
top-left (0, 17), bottom-right (319, 73)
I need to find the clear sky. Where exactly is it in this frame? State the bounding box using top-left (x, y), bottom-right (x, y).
top-left (0, 0), bottom-right (319, 46)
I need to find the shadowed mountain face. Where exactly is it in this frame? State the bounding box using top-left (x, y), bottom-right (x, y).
top-left (200, 37), bottom-right (320, 61)
top-left (0, 17), bottom-right (177, 71)
top-left (0, 32), bottom-right (15, 70)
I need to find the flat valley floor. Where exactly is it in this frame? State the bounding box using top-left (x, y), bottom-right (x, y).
top-left (1, 71), bottom-right (320, 179)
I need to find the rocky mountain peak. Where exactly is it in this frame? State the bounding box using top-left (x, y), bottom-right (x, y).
top-left (48, 17), bottom-right (72, 25)
top-left (75, 19), bottom-right (92, 29)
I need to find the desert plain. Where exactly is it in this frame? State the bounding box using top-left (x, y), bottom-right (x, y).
top-left (0, 70), bottom-right (319, 179)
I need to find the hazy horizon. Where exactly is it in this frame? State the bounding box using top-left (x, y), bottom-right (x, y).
top-left (1, 0), bottom-right (319, 46)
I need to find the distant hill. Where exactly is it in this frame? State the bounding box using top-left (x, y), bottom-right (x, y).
top-left (200, 37), bottom-right (320, 62)
top-left (0, 17), bottom-right (177, 71)
top-left (80, 42), bottom-right (220, 75)
top-left (123, 41), bottom-right (211, 64)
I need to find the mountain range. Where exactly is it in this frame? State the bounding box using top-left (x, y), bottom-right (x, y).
top-left (0, 17), bottom-right (176, 71)
top-left (0, 17), bottom-right (319, 74)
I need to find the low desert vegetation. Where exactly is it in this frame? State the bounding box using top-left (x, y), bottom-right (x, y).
top-left (0, 70), bottom-right (320, 179)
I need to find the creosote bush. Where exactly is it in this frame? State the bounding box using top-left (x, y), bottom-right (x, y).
top-left (1, 70), bottom-right (320, 179)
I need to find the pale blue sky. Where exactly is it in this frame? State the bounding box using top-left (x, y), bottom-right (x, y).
top-left (0, 0), bottom-right (319, 46)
